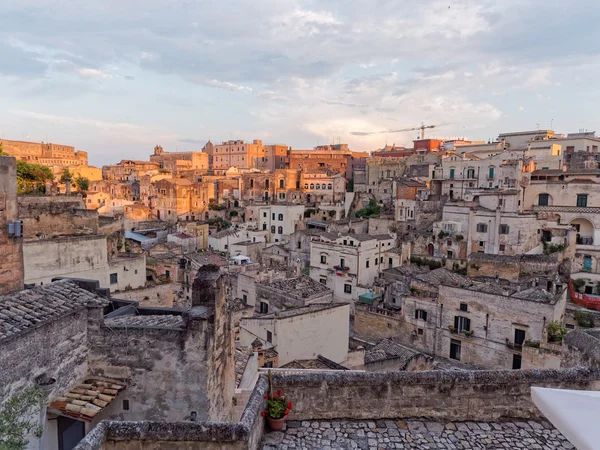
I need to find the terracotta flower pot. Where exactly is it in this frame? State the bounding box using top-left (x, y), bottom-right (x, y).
top-left (266, 416), bottom-right (286, 431)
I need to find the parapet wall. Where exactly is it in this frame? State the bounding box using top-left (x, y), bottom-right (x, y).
top-left (74, 367), bottom-right (600, 450)
top-left (272, 367), bottom-right (600, 421)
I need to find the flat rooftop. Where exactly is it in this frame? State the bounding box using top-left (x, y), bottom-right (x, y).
top-left (266, 418), bottom-right (572, 449)
top-left (262, 275), bottom-right (332, 297)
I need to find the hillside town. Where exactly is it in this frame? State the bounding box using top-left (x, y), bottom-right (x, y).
top-left (2, 129), bottom-right (600, 449)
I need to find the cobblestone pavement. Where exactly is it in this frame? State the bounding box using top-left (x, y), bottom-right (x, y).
top-left (262, 419), bottom-right (574, 449)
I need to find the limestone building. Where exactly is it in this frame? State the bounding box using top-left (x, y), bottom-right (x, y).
top-left (0, 138), bottom-right (88, 167)
top-left (0, 156), bottom-right (24, 294)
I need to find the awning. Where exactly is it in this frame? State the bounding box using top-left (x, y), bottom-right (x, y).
top-left (358, 292), bottom-right (381, 305)
top-left (532, 387), bottom-right (600, 450)
top-left (48, 378), bottom-right (126, 422)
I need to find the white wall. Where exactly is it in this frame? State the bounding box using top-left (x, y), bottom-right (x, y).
top-left (24, 236), bottom-right (109, 286)
top-left (240, 304), bottom-right (350, 366)
top-left (107, 255), bottom-right (147, 292)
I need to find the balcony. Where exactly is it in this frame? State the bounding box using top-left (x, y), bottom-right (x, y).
top-left (577, 236), bottom-right (594, 245)
top-left (505, 339), bottom-right (523, 352)
top-left (533, 205), bottom-right (600, 214)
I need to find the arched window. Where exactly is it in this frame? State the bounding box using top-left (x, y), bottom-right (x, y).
top-left (277, 226), bottom-right (283, 234)
top-left (250, 179), bottom-right (254, 188)
top-left (279, 179), bottom-right (284, 188)
top-left (315, 184), bottom-right (321, 189)
top-left (310, 184), bottom-right (315, 189)
top-left (304, 183), bottom-right (309, 189)
top-left (321, 184), bottom-right (326, 189)
top-left (265, 179), bottom-right (270, 188)
top-left (327, 184), bottom-right (332, 190)
top-left (278, 213), bottom-right (283, 221)
top-left (270, 225), bottom-right (276, 233)
top-left (466, 168), bottom-right (475, 179)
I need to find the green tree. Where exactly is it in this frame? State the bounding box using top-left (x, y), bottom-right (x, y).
top-left (75, 176), bottom-right (89, 193)
top-left (0, 386), bottom-right (44, 450)
top-left (355, 199), bottom-right (381, 218)
top-left (59, 169), bottom-right (72, 184)
top-left (0, 143), bottom-right (5, 155)
top-left (15, 160), bottom-right (53, 195)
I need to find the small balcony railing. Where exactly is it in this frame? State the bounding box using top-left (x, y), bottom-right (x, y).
top-left (576, 237), bottom-right (594, 245)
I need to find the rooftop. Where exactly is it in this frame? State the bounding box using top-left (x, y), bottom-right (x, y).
top-left (184, 251), bottom-right (228, 267)
top-left (280, 355), bottom-right (348, 371)
top-left (364, 338), bottom-right (425, 367)
top-left (262, 275), bottom-right (331, 297)
top-left (49, 379), bottom-right (125, 422)
top-left (267, 418), bottom-right (572, 449)
top-left (104, 314), bottom-right (184, 328)
top-left (255, 303), bottom-right (347, 320)
top-left (0, 280), bottom-right (108, 342)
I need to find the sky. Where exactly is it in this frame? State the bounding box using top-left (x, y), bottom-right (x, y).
top-left (1, 0), bottom-right (600, 167)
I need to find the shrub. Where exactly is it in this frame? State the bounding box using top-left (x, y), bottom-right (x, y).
top-left (229, 210), bottom-right (239, 217)
top-left (437, 230), bottom-right (448, 239)
top-left (524, 339), bottom-right (541, 348)
top-left (572, 278), bottom-right (586, 293)
top-left (0, 386), bottom-right (44, 450)
top-left (455, 234), bottom-right (464, 241)
top-left (356, 199), bottom-right (381, 219)
top-left (546, 321), bottom-right (567, 344)
top-left (574, 311), bottom-right (595, 328)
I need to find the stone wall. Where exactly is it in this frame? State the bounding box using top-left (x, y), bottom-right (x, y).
top-left (271, 368), bottom-right (600, 421)
top-left (114, 284), bottom-right (176, 308)
top-left (88, 319), bottom-right (212, 422)
top-left (18, 195), bottom-right (99, 239)
top-left (23, 235), bottom-right (109, 286)
top-left (0, 156), bottom-right (24, 294)
top-left (467, 253), bottom-right (559, 281)
top-left (1, 306), bottom-right (100, 404)
top-left (74, 375), bottom-right (269, 450)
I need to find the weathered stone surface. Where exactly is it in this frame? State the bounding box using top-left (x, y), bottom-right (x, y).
top-left (265, 419), bottom-right (574, 449)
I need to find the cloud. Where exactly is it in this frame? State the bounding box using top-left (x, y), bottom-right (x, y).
top-left (189, 77), bottom-right (253, 92)
top-left (178, 137), bottom-right (206, 145)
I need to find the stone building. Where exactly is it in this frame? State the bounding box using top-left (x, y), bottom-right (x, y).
top-left (289, 147), bottom-right (352, 176)
top-left (150, 178), bottom-right (216, 222)
top-left (0, 156), bottom-right (24, 295)
top-left (102, 160), bottom-right (160, 181)
top-left (1, 266), bottom-right (235, 449)
top-left (0, 138), bottom-right (88, 167)
top-left (205, 139), bottom-right (266, 174)
top-left (150, 145), bottom-right (209, 173)
top-left (309, 232), bottom-right (399, 301)
top-left (239, 303), bottom-right (350, 367)
top-left (355, 256), bottom-right (567, 370)
top-left (244, 203), bottom-right (305, 243)
top-left (253, 274), bottom-right (333, 313)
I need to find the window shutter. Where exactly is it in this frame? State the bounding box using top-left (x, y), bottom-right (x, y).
top-left (454, 316), bottom-right (459, 329)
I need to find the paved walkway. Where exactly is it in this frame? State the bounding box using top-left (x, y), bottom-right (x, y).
top-left (262, 419), bottom-right (574, 449)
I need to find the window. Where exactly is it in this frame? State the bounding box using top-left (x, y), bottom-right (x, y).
top-left (310, 184), bottom-right (314, 189)
top-left (315, 184), bottom-right (320, 189)
top-left (278, 213), bottom-right (283, 221)
top-left (340, 258), bottom-right (345, 267)
top-left (263, 212), bottom-right (267, 218)
top-left (350, 241), bottom-right (354, 246)
top-left (242, 294), bottom-right (248, 304)
top-left (454, 316), bottom-right (471, 332)
top-left (375, 258), bottom-right (378, 265)
top-left (250, 179), bottom-right (254, 188)
top-left (479, 241), bottom-right (485, 247)
top-left (577, 194), bottom-right (588, 207)
top-left (123, 399), bottom-right (130, 411)
top-left (380, 256), bottom-right (383, 263)
top-left (320, 255), bottom-right (327, 264)
top-left (110, 273), bottom-right (118, 284)
top-left (447, 250), bottom-right (453, 258)
top-left (343, 240), bottom-right (347, 245)
top-left (499, 244), bottom-right (506, 251)
top-left (476, 223), bottom-right (487, 233)
top-left (499, 224), bottom-right (510, 234)
top-left (327, 184), bottom-right (332, 190)
top-left (447, 240), bottom-right (452, 246)
top-left (459, 303), bottom-right (468, 312)
top-left (449, 168), bottom-right (455, 179)
top-left (266, 331), bottom-right (272, 343)
top-left (466, 168), bottom-right (475, 179)
top-left (344, 284), bottom-right (352, 294)
top-left (512, 354), bottom-right (522, 369)
top-left (488, 167), bottom-right (495, 179)
top-left (272, 213), bottom-right (275, 220)
top-left (260, 302), bottom-right (269, 314)
top-left (270, 225), bottom-right (275, 233)
top-left (366, 260), bottom-right (370, 268)
top-left (415, 309), bottom-right (428, 321)
top-left (321, 184), bottom-right (326, 189)
top-left (514, 329), bottom-right (526, 346)
top-left (279, 179), bottom-right (284, 188)
top-left (165, 270), bottom-right (170, 278)
top-left (538, 194), bottom-right (549, 206)
top-left (320, 277), bottom-right (327, 284)
top-left (417, 328), bottom-right (424, 335)
top-left (450, 339), bottom-right (461, 360)
top-left (277, 226), bottom-right (283, 234)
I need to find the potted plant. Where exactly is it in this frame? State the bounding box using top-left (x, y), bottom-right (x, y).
top-left (448, 325), bottom-right (456, 333)
top-left (261, 389), bottom-right (292, 431)
top-left (462, 329), bottom-right (473, 338)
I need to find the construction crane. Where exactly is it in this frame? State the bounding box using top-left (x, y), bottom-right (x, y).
top-left (350, 123), bottom-right (436, 139)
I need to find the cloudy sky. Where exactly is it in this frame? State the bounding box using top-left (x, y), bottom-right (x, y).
top-left (1, 0), bottom-right (599, 166)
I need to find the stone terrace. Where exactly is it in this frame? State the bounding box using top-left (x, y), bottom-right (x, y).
top-left (264, 419), bottom-right (573, 450)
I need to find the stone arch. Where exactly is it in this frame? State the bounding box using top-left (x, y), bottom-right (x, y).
top-left (570, 217), bottom-right (595, 244)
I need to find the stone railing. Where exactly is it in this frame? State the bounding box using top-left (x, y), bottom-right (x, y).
top-left (270, 367), bottom-right (600, 422)
top-left (532, 205), bottom-right (600, 214)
